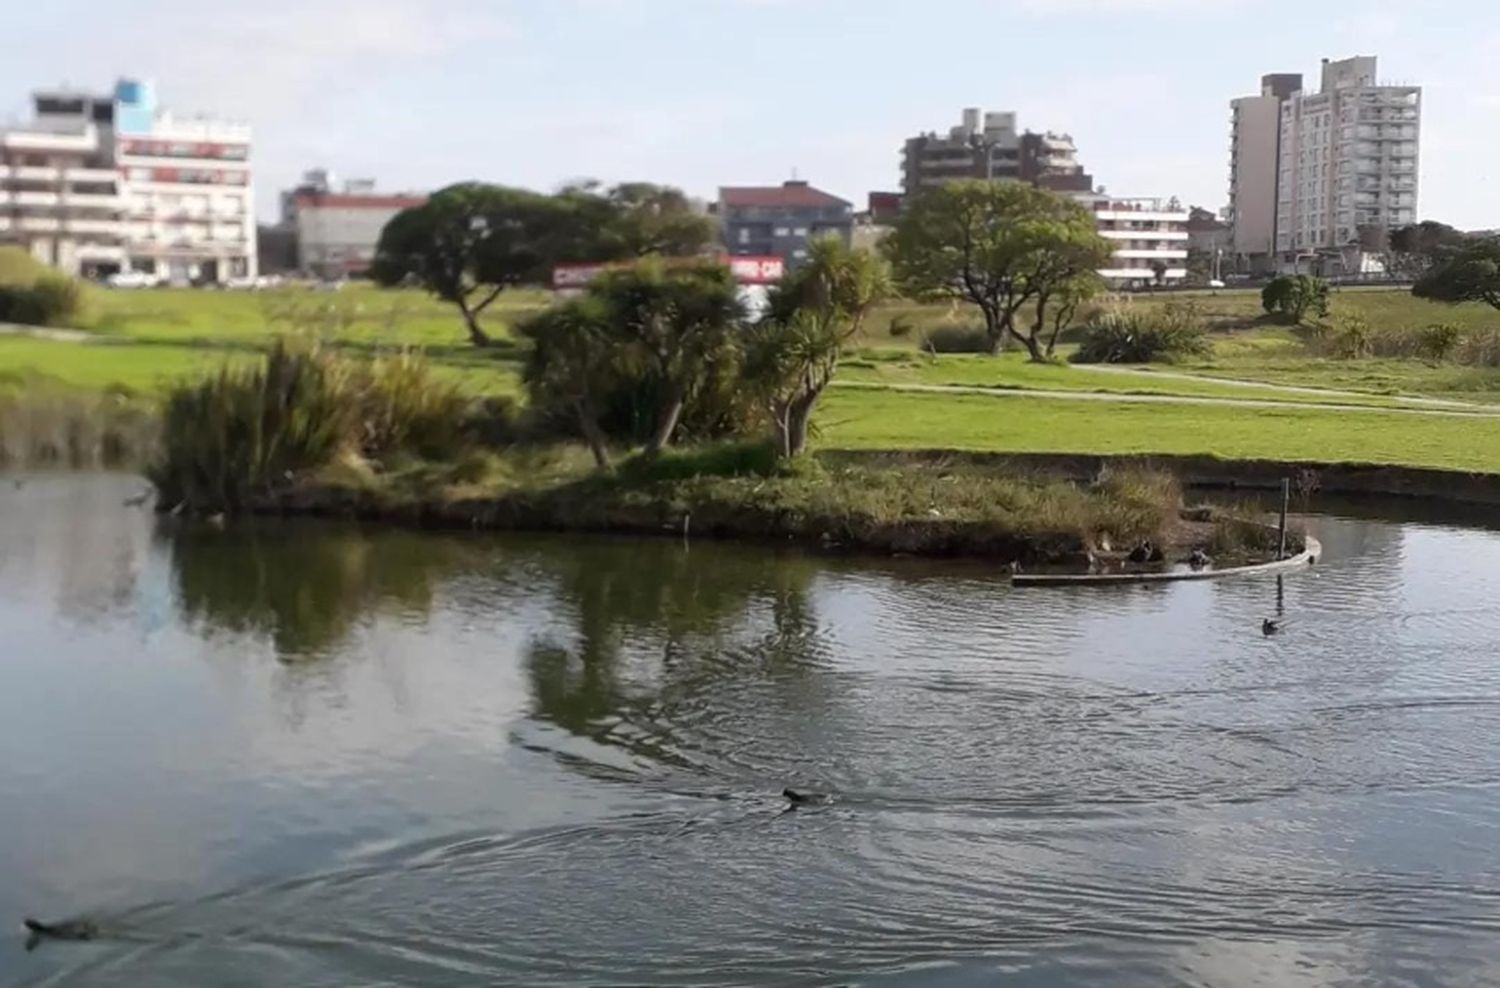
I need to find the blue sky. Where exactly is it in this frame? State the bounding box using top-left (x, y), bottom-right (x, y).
top-left (6, 0), bottom-right (1497, 225)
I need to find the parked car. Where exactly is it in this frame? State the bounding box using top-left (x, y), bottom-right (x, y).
top-left (1207, 279), bottom-right (1226, 288)
top-left (105, 270), bottom-right (163, 289)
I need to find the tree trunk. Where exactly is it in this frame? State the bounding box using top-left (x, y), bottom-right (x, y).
top-left (1013, 331), bottom-right (1045, 362)
top-left (982, 305), bottom-right (1006, 355)
top-left (784, 389), bottom-right (819, 458)
top-left (572, 398), bottom-right (611, 470)
top-left (459, 304), bottom-right (493, 347)
top-left (645, 385), bottom-right (685, 456)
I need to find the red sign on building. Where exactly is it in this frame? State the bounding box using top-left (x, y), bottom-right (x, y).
top-left (552, 255), bottom-right (785, 293)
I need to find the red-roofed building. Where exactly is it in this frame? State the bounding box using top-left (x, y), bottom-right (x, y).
top-left (717, 180), bottom-right (852, 268)
top-left (280, 169), bottom-right (426, 277)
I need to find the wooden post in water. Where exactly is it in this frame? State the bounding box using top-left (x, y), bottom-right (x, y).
top-left (1277, 478), bottom-right (1291, 560)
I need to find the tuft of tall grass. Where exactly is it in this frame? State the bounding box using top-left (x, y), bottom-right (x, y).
top-left (149, 339), bottom-right (480, 510)
top-left (1071, 302), bottom-right (1210, 364)
top-left (0, 389), bottom-right (157, 467)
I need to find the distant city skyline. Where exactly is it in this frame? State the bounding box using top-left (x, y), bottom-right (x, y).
top-left (5, 0), bottom-right (1497, 227)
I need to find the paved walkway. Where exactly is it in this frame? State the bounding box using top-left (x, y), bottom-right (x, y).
top-left (1072, 363), bottom-right (1488, 411)
top-left (833, 380), bottom-right (1500, 419)
top-left (0, 323), bottom-right (92, 343)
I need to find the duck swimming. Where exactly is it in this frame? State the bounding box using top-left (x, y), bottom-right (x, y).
top-left (23, 918), bottom-right (100, 950)
top-left (1262, 618), bottom-right (1282, 636)
top-left (782, 788), bottom-right (831, 807)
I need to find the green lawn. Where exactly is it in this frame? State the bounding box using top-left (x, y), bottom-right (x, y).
top-left (7, 283), bottom-right (1500, 474)
top-left (819, 387), bottom-right (1500, 473)
top-left (839, 350), bottom-right (1423, 409)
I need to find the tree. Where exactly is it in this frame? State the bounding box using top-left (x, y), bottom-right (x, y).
top-left (1413, 237), bottom-right (1500, 310)
top-left (745, 238), bottom-right (890, 458)
top-left (519, 298), bottom-right (617, 469)
top-left (1261, 274), bottom-right (1330, 324)
top-left (553, 181), bottom-right (717, 262)
top-left (371, 183), bottom-right (558, 346)
top-left (1041, 271), bottom-right (1104, 357)
top-left (1391, 221), bottom-right (1468, 279)
top-left (884, 180), bottom-right (1114, 361)
top-left (1150, 260), bottom-right (1169, 287)
top-left (590, 259), bottom-right (746, 454)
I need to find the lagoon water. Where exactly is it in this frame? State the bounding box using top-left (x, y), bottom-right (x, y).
top-left (5, 473), bottom-right (1500, 986)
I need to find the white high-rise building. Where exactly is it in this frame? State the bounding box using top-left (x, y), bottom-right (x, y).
top-left (1276, 57), bottom-right (1420, 267)
top-left (0, 79), bottom-right (254, 283)
top-left (1229, 57), bottom-right (1420, 273)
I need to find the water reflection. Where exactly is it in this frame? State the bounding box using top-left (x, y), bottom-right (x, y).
top-left (164, 520), bottom-right (486, 660)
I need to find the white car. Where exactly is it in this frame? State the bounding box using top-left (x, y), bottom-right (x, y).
top-left (106, 270), bottom-right (163, 289)
top-left (1207, 279), bottom-right (1227, 288)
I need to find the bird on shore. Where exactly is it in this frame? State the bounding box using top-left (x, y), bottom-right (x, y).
top-left (1262, 618), bottom-right (1283, 636)
top-left (782, 788), bottom-right (832, 808)
top-left (1188, 549), bottom-right (1213, 570)
top-left (23, 917), bottom-right (99, 951)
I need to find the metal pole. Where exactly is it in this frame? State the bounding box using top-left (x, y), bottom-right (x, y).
top-left (1278, 478), bottom-right (1291, 560)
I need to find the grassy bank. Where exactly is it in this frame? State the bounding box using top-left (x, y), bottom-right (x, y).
top-left (241, 444), bottom-right (1276, 566)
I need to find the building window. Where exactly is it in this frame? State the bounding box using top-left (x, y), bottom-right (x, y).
top-left (774, 227), bottom-right (790, 237)
top-left (737, 228), bottom-right (750, 245)
top-left (793, 227), bottom-right (808, 236)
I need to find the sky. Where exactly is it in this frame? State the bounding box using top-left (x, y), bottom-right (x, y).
top-left (5, 0), bottom-right (1498, 226)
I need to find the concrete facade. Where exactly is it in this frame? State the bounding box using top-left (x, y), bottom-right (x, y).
top-left (0, 78), bottom-right (256, 283)
top-left (1228, 74), bottom-right (1300, 263)
top-left (281, 170), bottom-right (426, 278)
top-left (901, 108), bottom-right (1092, 197)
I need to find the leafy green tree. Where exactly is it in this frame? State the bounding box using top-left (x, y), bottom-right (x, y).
top-left (1413, 237), bottom-right (1500, 310)
top-left (1261, 274), bottom-right (1330, 324)
top-left (884, 180), bottom-right (1114, 360)
top-left (519, 298), bottom-right (617, 468)
top-left (371, 183), bottom-right (558, 346)
top-left (1150, 260), bottom-right (1169, 287)
top-left (1390, 221), bottom-right (1466, 278)
top-left (745, 238), bottom-right (890, 458)
top-left (589, 259), bottom-right (746, 454)
top-left (553, 181), bottom-right (717, 261)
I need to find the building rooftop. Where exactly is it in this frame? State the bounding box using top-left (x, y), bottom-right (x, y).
top-left (719, 180), bottom-right (850, 209)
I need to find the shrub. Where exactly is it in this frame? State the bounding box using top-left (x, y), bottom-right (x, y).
top-left (1324, 313), bottom-right (1372, 359)
top-left (360, 351), bottom-right (472, 460)
top-left (1417, 323), bottom-right (1462, 362)
top-left (619, 440), bottom-right (780, 483)
top-left (150, 340), bottom-right (478, 509)
top-left (921, 324), bottom-right (991, 354)
top-left (0, 276), bottom-right (84, 328)
top-left (1261, 275), bottom-right (1330, 324)
top-left (0, 246), bottom-right (52, 288)
top-left (1071, 302), bottom-right (1209, 364)
top-left (887, 314), bottom-right (915, 338)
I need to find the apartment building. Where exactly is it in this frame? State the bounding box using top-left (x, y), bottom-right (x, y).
top-left (1073, 194), bottom-right (1190, 288)
top-left (281, 169), bottom-right (426, 278)
top-left (900, 108), bottom-right (1093, 197)
top-left (0, 78), bottom-right (254, 283)
top-left (1228, 73), bottom-right (1302, 265)
top-left (0, 91), bottom-right (126, 276)
top-left (114, 80), bottom-right (256, 283)
top-left (1275, 57), bottom-right (1419, 268)
top-left (718, 180), bottom-right (852, 267)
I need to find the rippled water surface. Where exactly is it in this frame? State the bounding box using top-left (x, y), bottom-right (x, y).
top-left (6, 473), bottom-right (1500, 986)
